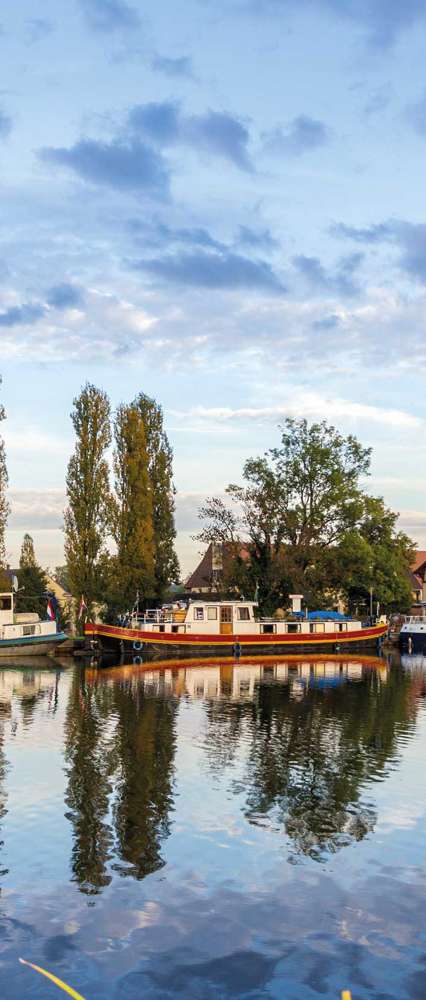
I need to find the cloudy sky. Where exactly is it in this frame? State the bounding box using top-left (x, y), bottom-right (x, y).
top-left (1, 0), bottom-right (426, 576)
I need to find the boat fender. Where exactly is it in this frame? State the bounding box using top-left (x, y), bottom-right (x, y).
top-left (133, 640), bottom-right (143, 651)
top-left (408, 636), bottom-right (413, 654)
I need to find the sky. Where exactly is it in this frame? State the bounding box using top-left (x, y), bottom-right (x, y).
top-left (1, 0), bottom-right (426, 577)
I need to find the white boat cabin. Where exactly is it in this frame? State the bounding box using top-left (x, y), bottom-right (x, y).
top-left (130, 600), bottom-right (363, 636)
top-left (0, 592), bottom-right (58, 643)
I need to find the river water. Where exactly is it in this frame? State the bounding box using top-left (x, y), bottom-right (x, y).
top-left (0, 652), bottom-right (425, 999)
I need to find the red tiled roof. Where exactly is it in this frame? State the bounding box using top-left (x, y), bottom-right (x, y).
top-left (412, 550), bottom-right (426, 572)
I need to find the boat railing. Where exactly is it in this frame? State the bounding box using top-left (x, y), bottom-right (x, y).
top-left (129, 608), bottom-right (187, 626)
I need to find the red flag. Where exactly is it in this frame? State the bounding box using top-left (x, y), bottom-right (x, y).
top-left (78, 595), bottom-right (87, 619)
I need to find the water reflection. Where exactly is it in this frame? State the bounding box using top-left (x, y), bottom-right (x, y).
top-left (0, 655), bottom-right (424, 997)
top-left (200, 656), bottom-right (415, 860)
top-left (77, 654), bottom-right (416, 870)
top-left (65, 667), bottom-right (178, 893)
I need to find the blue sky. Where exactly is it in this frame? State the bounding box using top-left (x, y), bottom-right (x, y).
top-left (1, 0), bottom-right (426, 575)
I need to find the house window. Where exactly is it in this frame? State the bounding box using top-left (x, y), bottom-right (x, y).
top-left (238, 607), bottom-right (250, 621)
top-left (207, 607), bottom-right (218, 620)
top-left (195, 608), bottom-right (204, 621)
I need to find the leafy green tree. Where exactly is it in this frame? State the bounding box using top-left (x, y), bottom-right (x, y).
top-left (112, 402), bottom-right (155, 609)
top-left (197, 419), bottom-right (413, 615)
top-left (0, 379), bottom-right (10, 569)
top-left (16, 533), bottom-right (48, 618)
top-left (133, 393), bottom-right (180, 598)
top-left (198, 419), bottom-right (370, 612)
top-left (64, 384), bottom-right (112, 611)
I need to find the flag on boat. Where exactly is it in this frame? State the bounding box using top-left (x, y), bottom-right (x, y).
top-left (46, 598), bottom-right (55, 621)
top-left (78, 595), bottom-right (87, 619)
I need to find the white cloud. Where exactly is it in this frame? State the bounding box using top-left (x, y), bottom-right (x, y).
top-left (3, 429), bottom-right (71, 455)
top-left (8, 489), bottom-right (65, 528)
top-left (171, 393), bottom-right (422, 431)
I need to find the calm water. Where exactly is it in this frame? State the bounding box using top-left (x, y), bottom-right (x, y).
top-left (0, 653), bottom-right (425, 999)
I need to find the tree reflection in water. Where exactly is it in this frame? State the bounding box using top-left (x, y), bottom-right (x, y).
top-left (64, 669), bottom-right (178, 894)
top-left (203, 659), bottom-right (415, 861)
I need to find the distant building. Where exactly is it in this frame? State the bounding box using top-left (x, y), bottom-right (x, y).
top-left (184, 542), bottom-right (250, 596)
top-left (409, 551), bottom-right (426, 609)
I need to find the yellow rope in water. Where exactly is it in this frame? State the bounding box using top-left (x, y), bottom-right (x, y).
top-left (19, 958), bottom-right (86, 1000)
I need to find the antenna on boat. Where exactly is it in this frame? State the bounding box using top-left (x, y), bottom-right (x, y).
top-left (135, 590), bottom-right (140, 616)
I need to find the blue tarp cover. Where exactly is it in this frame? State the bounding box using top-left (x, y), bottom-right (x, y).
top-left (293, 610), bottom-right (353, 621)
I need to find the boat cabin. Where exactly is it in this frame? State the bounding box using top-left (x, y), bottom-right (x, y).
top-left (130, 600), bottom-right (363, 637)
top-left (0, 593), bottom-right (14, 627)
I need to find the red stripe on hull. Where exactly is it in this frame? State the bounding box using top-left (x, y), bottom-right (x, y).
top-left (85, 622), bottom-right (388, 646)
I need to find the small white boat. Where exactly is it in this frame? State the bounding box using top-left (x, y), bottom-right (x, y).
top-left (0, 591), bottom-right (67, 657)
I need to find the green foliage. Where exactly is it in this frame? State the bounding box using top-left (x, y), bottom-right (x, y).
top-left (197, 418), bottom-right (414, 615)
top-left (54, 564), bottom-right (71, 593)
top-left (16, 534), bottom-right (48, 618)
top-left (133, 393), bottom-right (180, 598)
top-left (64, 383), bottom-right (112, 610)
top-left (20, 533), bottom-right (36, 568)
top-left (112, 403), bottom-right (156, 608)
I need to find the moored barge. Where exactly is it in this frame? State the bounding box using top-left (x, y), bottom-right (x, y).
top-left (85, 599), bottom-right (388, 658)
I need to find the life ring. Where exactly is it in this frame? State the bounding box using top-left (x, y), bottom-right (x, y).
top-left (133, 640), bottom-right (143, 651)
top-left (133, 655), bottom-right (142, 665)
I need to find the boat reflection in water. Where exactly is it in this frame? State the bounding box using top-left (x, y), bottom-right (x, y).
top-left (85, 652), bottom-right (390, 703)
top-left (0, 659), bottom-right (62, 717)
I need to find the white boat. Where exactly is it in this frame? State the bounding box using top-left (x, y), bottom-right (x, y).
top-left (0, 591), bottom-right (67, 657)
top-left (86, 596), bottom-right (388, 658)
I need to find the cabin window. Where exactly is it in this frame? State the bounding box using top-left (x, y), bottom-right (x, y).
top-left (261, 623), bottom-right (275, 634)
top-left (23, 625), bottom-right (35, 636)
top-left (195, 608), bottom-right (204, 621)
top-left (287, 623), bottom-right (299, 634)
top-left (207, 607), bottom-right (218, 620)
top-left (172, 625), bottom-right (179, 633)
top-left (309, 623), bottom-right (316, 633)
top-left (0, 597), bottom-right (11, 611)
top-left (238, 607), bottom-right (250, 621)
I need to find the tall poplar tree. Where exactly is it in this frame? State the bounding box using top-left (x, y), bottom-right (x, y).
top-left (17, 533), bottom-right (48, 618)
top-left (0, 379), bottom-right (10, 571)
top-left (64, 384), bottom-right (112, 608)
top-left (133, 393), bottom-right (179, 598)
top-left (113, 403), bottom-right (155, 607)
